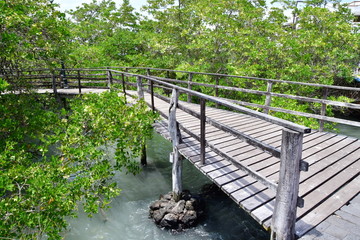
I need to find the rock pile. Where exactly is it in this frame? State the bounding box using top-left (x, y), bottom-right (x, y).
top-left (149, 190), bottom-right (204, 231)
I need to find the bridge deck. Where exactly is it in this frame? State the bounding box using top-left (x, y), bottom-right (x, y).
top-left (141, 92), bottom-right (360, 238)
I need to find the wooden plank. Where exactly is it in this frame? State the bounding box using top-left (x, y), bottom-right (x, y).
top-left (297, 155), bottom-right (360, 218)
top-left (221, 133), bottom-right (341, 201)
top-left (295, 175), bottom-right (360, 237)
top-left (252, 149), bottom-right (360, 228)
top-left (242, 136), bottom-right (354, 217)
top-left (231, 139), bottom-right (360, 205)
top-left (299, 139), bottom-right (359, 181)
top-left (215, 169), bottom-right (247, 186)
top-left (206, 117), bottom-right (281, 158)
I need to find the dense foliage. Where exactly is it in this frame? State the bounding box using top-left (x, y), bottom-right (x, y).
top-left (0, 87), bottom-right (157, 239)
top-left (0, 0), bottom-right (70, 73)
top-left (1, 0), bottom-right (359, 238)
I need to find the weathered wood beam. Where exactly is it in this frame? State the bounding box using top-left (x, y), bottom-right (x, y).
top-left (169, 88), bottom-right (183, 202)
top-left (271, 128), bottom-right (304, 240)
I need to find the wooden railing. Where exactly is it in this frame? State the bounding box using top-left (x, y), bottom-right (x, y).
top-left (3, 67), bottom-right (360, 239)
top-left (108, 66), bottom-right (360, 131)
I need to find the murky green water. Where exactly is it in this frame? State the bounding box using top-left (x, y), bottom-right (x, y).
top-left (65, 132), bottom-right (269, 240)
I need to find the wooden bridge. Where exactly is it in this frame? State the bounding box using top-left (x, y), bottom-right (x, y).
top-left (3, 67), bottom-right (360, 239)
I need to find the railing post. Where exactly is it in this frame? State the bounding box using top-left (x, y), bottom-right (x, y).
top-left (121, 73), bottom-right (127, 103)
top-left (146, 68), bottom-right (151, 90)
top-left (52, 74), bottom-right (57, 95)
top-left (107, 68), bottom-right (113, 89)
top-left (60, 62), bottom-right (68, 88)
top-left (271, 128), bottom-right (304, 240)
top-left (319, 87), bottom-right (328, 132)
top-left (150, 80), bottom-right (155, 112)
top-left (264, 81), bottom-right (273, 114)
top-left (137, 76), bottom-right (144, 99)
top-left (200, 98), bottom-right (206, 165)
top-left (169, 88), bottom-right (182, 202)
top-left (215, 76), bottom-right (219, 98)
top-left (215, 76), bottom-right (220, 108)
top-left (77, 70), bottom-right (82, 94)
top-left (187, 73), bottom-right (193, 103)
top-left (125, 68), bottom-right (129, 83)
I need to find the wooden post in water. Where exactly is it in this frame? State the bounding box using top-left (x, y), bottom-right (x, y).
top-left (137, 76), bottom-right (147, 165)
top-left (271, 128), bottom-right (304, 240)
top-left (140, 143), bottom-right (147, 166)
top-left (169, 88), bottom-right (182, 202)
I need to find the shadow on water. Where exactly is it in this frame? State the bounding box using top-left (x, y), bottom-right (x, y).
top-left (64, 131), bottom-right (269, 240)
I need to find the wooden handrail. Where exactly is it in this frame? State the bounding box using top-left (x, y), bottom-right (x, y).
top-left (108, 66), bottom-right (360, 92)
top-left (4, 67), bottom-right (359, 129)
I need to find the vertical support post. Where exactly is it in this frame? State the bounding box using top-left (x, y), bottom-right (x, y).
top-left (319, 87), bottom-right (328, 132)
top-left (215, 77), bottom-right (219, 97)
top-left (187, 73), bottom-right (193, 103)
top-left (271, 128), bottom-right (304, 240)
top-left (200, 98), bottom-right (206, 165)
top-left (125, 68), bottom-right (129, 83)
top-left (140, 143), bottom-right (147, 166)
top-left (107, 68), bottom-right (113, 89)
top-left (77, 70), bottom-right (82, 94)
top-left (137, 76), bottom-right (144, 99)
top-left (264, 81), bottom-right (273, 114)
top-left (52, 74), bottom-right (57, 95)
top-left (150, 80), bottom-right (155, 112)
top-left (136, 75), bottom-right (146, 165)
top-left (61, 61), bottom-right (68, 88)
top-left (121, 73), bottom-right (127, 103)
top-left (215, 76), bottom-right (220, 108)
top-left (146, 69), bottom-right (151, 90)
top-left (169, 88), bottom-right (182, 202)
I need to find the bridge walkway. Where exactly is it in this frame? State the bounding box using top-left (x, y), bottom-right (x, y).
top-left (139, 91), bottom-right (360, 238)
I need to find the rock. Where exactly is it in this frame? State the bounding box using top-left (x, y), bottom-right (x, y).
top-left (149, 200), bottom-right (161, 211)
top-left (181, 210), bottom-right (197, 227)
top-left (162, 193), bottom-right (173, 201)
top-left (172, 200), bottom-right (185, 214)
top-left (160, 213), bottom-right (179, 228)
top-left (152, 208), bottom-right (167, 224)
top-left (149, 191), bottom-right (205, 231)
top-left (185, 200), bottom-right (194, 210)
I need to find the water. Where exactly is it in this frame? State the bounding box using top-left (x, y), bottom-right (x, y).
top-left (334, 123), bottom-right (360, 139)
top-left (65, 132), bottom-right (269, 240)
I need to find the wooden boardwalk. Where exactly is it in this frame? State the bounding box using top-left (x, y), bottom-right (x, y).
top-left (25, 65), bottom-right (359, 239)
top-left (140, 92), bottom-right (360, 238)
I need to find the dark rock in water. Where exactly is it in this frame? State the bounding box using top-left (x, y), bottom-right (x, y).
top-left (149, 191), bottom-right (205, 231)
